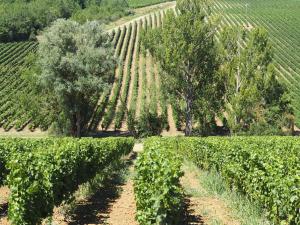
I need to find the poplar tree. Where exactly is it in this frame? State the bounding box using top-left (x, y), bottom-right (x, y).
top-left (142, 0), bottom-right (222, 136)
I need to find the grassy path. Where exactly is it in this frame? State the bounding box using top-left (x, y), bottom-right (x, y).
top-left (181, 163), bottom-right (241, 225)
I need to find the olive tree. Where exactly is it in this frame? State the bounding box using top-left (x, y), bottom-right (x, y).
top-left (37, 19), bottom-right (115, 137)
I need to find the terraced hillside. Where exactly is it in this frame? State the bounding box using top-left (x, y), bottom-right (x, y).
top-left (212, 0), bottom-right (300, 124)
top-left (0, 7), bottom-right (178, 134)
top-left (89, 8), bottom-right (178, 133)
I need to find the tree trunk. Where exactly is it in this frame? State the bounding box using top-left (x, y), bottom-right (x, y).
top-left (76, 111), bottom-right (81, 138)
top-left (185, 89), bottom-right (193, 136)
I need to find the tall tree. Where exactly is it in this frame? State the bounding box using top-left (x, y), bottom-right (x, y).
top-left (219, 27), bottom-right (293, 134)
top-left (35, 19), bottom-right (115, 137)
top-left (142, 0), bottom-right (222, 136)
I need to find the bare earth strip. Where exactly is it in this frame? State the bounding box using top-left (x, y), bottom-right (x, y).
top-left (106, 179), bottom-right (138, 225)
top-left (154, 63), bottom-right (162, 116)
top-left (136, 52), bottom-right (144, 118)
top-left (0, 126), bottom-right (47, 138)
top-left (181, 164), bottom-right (241, 225)
top-left (145, 53), bottom-right (152, 105)
top-left (0, 186), bottom-right (9, 225)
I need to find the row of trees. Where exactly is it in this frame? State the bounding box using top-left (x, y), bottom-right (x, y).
top-left (0, 0), bottom-right (130, 42)
top-left (142, 0), bottom-right (293, 136)
top-left (22, 0), bottom-right (293, 137)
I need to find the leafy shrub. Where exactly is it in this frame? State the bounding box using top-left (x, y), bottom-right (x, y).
top-left (6, 137), bottom-right (134, 225)
top-left (179, 137), bottom-right (300, 225)
top-left (134, 137), bottom-right (184, 224)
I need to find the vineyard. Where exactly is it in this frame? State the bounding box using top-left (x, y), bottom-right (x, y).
top-left (0, 137), bottom-right (134, 224)
top-left (0, 6), bottom-right (179, 134)
top-left (1, 0), bottom-right (300, 133)
top-left (0, 41), bottom-right (38, 132)
top-left (134, 136), bottom-right (300, 224)
top-left (212, 0), bottom-right (300, 124)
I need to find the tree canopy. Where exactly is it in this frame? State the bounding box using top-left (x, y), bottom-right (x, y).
top-left (23, 19), bottom-right (116, 136)
top-left (0, 0), bottom-right (130, 42)
top-left (219, 27), bottom-right (293, 134)
top-left (141, 0), bottom-right (293, 136)
top-left (142, 0), bottom-right (223, 136)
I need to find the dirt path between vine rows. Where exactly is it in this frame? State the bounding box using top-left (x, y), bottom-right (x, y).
top-left (181, 164), bottom-right (241, 225)
top-left (105, 143), bottom-right (143, 225)
top-left (136, 52), bottom-right (144, 118)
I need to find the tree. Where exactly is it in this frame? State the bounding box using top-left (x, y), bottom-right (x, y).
top-left (34, 19), bottom-right (115, 137)
top-left (142, 0), bottom-right (223, 136)
top-left (218, 27), bottom-right (293, 134)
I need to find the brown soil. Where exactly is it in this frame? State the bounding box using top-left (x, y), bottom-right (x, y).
top-left (106, 180), bottom-right (137, 225)
top-left (0, 126), bottom-right (47, 138)
top-left (145, 52), bottom-right (152, 105)
top-left (136, 52), bottom-right (144, 118)
top-left (181, 165), bottom-right (241, 225)
top-left (0, 186), bottom-right (9, 225)
top-left (154, 63), bottom-right (162, 116)
top-left (0, 186), bottom-right (9, 205)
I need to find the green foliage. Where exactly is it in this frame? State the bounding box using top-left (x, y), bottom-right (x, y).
top-left (115, 22), bottom-right (137, 130)
top-left (179, 137), bottom-right (300, 224)
top-left (6, 137), bottom-right (134, 224)
top-left (31, 19), bottom-right (116, 136)
top-left (134, 137), bottom-right (184, 224)
top-left (0, 138), bottom-right (55, 185)
top-left (0, 0), bottom-right (80, 42)
top-left (72, 0), bottom-right (131, 24)
top-left (0, 0), bottom-right (130, 42)
top-left (218, 27), bottom-right (293, 134)
top-left (212, 0), bottom-right (300, 126)
top-left (142, 0), bottom-right (223, 135)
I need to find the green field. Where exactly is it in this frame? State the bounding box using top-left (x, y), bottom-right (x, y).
top-left (212, 0), bottom-right (300, 124)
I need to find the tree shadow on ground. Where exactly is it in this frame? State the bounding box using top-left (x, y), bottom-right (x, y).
top-left (181, 195), bottom-right (205, 225)
top-left (68, 152), bottom-right (136, 225)
top-left (0, 202), bottom-right (8, 218)
top-left (85, 130), bottom-right (132, 138)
